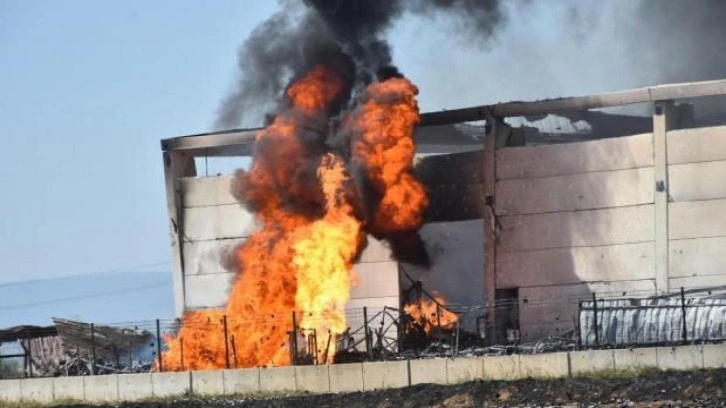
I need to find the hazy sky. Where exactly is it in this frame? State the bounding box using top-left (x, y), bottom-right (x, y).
top-left (0, 1), bottom-right (280, 284)
top-left (1, 0), bottom-right (707, 287)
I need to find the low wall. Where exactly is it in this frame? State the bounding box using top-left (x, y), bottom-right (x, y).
top-left (1, 343), bottom-right (724, 404)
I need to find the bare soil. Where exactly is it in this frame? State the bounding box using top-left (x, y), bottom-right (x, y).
top-left (66, 368), bottom-right (725, 408)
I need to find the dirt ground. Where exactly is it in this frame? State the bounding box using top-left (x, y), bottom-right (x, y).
top-left (61, 368), bottom-right (725, 408)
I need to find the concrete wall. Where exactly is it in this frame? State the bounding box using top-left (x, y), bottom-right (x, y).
top-left (667, 127), bottom-right (726, 290)
top-left (3, 343), bottom-right (724, 404)
top-left (492, 126), bottom-right (726, 341)
top-left (495, 133), bottom-right (656, 340)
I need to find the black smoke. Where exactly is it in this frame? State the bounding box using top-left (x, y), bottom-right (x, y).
top-left (215, 0), bottom-right (726, 129)
top-left (304, 0), bottom-right (406, 87)
top-left (213, 3), bottom-right (337, 129)
top-left (213, 0), bottom-right (507, 129)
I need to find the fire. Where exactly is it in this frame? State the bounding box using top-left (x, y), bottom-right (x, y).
top-left (161, 65), bottom-right (427, 370)
top-left (404, 295), bottom-right (459, 334)
top-left (350, 77), bottom-right (428, 233)
top-left (292, 154), bottom-right (362, 363)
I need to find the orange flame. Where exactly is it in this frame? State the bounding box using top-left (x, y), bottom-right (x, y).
top-left (351, 77), bottom-right (428, 232)
top-left (404, 295), bottom-right (459, 334)
top-left (292, 154), bottom-right (362, 363)
top-left (161, 66), bottom-right (427, 370)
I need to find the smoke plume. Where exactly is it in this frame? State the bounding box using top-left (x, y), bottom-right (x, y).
top-left (215, 0), bottom-right (726, 129)
top-left (213, 2), bottom-right (337, 129)
top-left (213, 0), bottom-right (507, 129)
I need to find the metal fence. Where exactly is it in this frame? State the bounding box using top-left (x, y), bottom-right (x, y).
top-left (579, 288), bottom-right (726, 348)
top-left (1, 287), bottom-right (725, 379)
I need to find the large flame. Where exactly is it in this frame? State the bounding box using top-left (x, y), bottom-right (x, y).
top-left (351, 77), bottom-right (428, 233)
top-left (292, 154), bottom-right (362, 363)
top-left (161, 66), bottom-right (427, 370)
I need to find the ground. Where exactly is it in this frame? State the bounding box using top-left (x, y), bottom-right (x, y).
top-left (5, 368), bottom-right (725, 408)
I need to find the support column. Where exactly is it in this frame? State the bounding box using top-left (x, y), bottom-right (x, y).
top-left (653, 100), bottom-right (674, 294)
top-left (483, 120), bottom-right (497, 315)
top-left (484, 118), bottom-right (514, 343)
top-left (162, 151), bottom-right (196, 317)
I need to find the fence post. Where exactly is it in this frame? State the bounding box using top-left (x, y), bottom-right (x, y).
top-left (313, 330), bottom-right (319, 365)
top-left (291, 311), bottom-right (298, 365)
top-left (223, 315), bottom-right (230, 369)
top-left (592, 293), bottom-right (600, 349)
top-left (680, 287), bottom-right (688, 344)
top-left (90, 323), bottom-right (96, 375)
top-left (179, 337), bottom-right (185, 371)
top-left (576, 301), bottom-right (582, 351)
top-left (363, 307), bottom-right (371, 359)
top-left (155, 319), bottom-right (163, 372)
top-left (323, 330), bottom-right (332, 364)
top-left (26, 329), bottom-right (33, 378)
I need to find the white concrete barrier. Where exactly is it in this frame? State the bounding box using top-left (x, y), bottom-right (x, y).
top-left (259, 366), bottom-right (295, 393)
top-left (152, 372), bottom-right (191, 397)
top-left (118, 373), bottom-right (153, 401)
top-left (703, 343), bottom-right (726, 368)
top-left (520, 352), bottom-right (570, 378)
top-left (53, 376), bottom-right (84, 400)
top-left (295, 365), bottom-right (330, 393)
top-left (0, 343), bottom-right (724, 404)
top-left (192, 370), bottom-right (225, 396)
top-left (569, 349), bottom-right (615, 375)
top-left (223, 368), bottom-right (260, 394)
top-left (410, 358), bottom-right (447, 385)
top-left (0, 379), bottom-right (21, 402)
top-left (656, 346), bottom-right (703, 370)
top-left (483, 355), bottom-right (520, 380)
top-left (328, 363), bottom-right (364, 393)
top-left (84, 375), bottom-right (119, 402)
top-left (613, 347), bottom-right (658, 369)
top-left (20, 377), bottom-right (54, 403)
top-left (362, 360), bottom-right (409, 390)
top-left (446, 357), bottom-right (484, 384)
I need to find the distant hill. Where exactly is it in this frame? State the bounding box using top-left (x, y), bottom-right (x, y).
top-left (0, 271), bottom-right (174, 328)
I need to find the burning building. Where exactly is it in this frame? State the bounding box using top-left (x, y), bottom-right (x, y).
top-left (161, 80), bottom-right (726, 367)
top-left (158, 1), bottom-right (726, 370)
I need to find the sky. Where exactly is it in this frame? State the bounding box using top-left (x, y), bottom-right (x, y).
top-left (0, 271), bottom-right (173, 327)
top-left (0, 1), bottom-right (279, 287)
top-left (1, 0), bottom-right (707, 325)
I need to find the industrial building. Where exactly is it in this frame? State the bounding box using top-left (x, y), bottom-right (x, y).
top-left (161, 79), bottom-right (726, 347)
